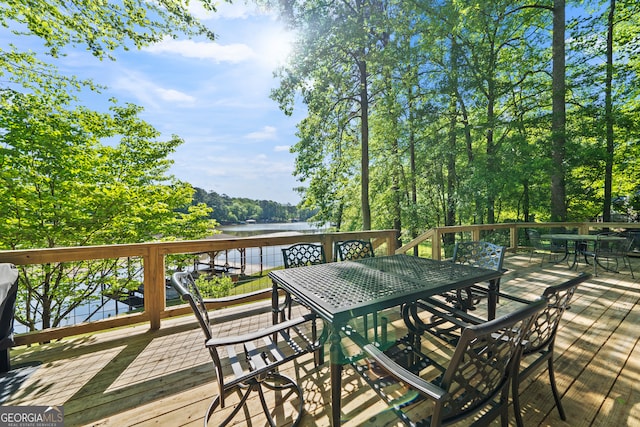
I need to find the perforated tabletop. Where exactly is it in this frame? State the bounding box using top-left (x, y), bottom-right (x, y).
top-left (269, 254), bottom-right (501, 324)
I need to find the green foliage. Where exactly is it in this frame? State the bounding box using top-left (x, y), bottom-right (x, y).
top-left (0, 89), bottom-right (216, 330)
top-left (269, 0), bottom-right (640, 239)
top-left (190, 187), bottom-right (314, 224)
top-left (0, 0), bottom-right (218, 60)
top-left (195, 274), bottom-right (233, 299)
top-left (0, 0), bottom-right (223, 331)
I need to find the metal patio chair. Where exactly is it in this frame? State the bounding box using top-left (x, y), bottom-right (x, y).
top-left (280, 243), bottom-right (326, 321)
top-left (356, 298), bottom-right (546, 426)
top-left (445, 241), bottom-right (506, 311)
top-left (508, 273), bottom-right (590, 426)
top-left (281, 243), bottom-right (326, 269)
top-left (413, 273), bottom-right (590, 427)
top-left (527, 229), bottom-right (567, 265)
top-left (171, 272), bottom-right (319, 427)
top-left (335, 239), bottom-right (374, 261)
top-left (584, 234), bottom-right (634, 278)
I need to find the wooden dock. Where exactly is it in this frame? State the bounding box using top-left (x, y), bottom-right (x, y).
top-left (2, 252), bottom-right (639, 426)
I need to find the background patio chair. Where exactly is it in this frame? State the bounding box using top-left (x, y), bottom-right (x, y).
top-left (0, 264), bottom-right (18, 373)
top-left (583, 234), bottom-right (634, 278)
top-left (171, 271), bottom-right (319, 427)
top-left (527, 229), bottom-right (567, 265)
top-left (356, 298), bottom-right (546, 426)
top-left (335, 239), bottom-right (383, 340)
top-left (334, 239), bottom-right (374, 261)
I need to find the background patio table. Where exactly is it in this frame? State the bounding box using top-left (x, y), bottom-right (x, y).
top-left (541, 234), bottom-right (627, 269)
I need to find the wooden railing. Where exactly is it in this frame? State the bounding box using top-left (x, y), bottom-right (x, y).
top-left (0, 230), bottom-right (397, 346)
top-left (3, 221), bottom-right (638, 346)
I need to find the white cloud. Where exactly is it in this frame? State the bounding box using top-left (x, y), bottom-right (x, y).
top-left (274, 145), bottom-right (290, 152)
top-left (144, 38), bottom-right (254, 63)
top-left (246, 126), bottom-right (278, 141)
top-left (189, 2), bottom-right (271, 21)
top-left (112, 70), bottom-right (195, 108)
top-left (156, 88), bottom-right (196, 103)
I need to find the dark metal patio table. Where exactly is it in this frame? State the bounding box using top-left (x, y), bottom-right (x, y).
top-left (268, 253), bottom-right (503, 426)
top-left (541, 233), bottom-right (627, 269)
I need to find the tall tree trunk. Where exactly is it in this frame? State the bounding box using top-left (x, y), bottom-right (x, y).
top-left (409, 93), bottom-right (418, 255)
top-left (603, 0), bottom-right (616, 222)
top-left (523, 179), bottom-right (530, 222)
top-left (550, 0), bottom-right (567, 221)
top-left (444, 38), bottom-right (459, 254)
top-left (359, 58), bottom-right (371, 230)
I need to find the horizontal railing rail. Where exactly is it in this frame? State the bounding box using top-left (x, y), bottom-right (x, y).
top-left (1, 230), bottom-right (398, 346)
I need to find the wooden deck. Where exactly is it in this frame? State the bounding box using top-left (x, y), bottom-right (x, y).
top-left (2, 252), bottom-right (639, 426)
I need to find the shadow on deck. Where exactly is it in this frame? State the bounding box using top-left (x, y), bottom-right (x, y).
top-left (2, 252), bottom-right (639, 426)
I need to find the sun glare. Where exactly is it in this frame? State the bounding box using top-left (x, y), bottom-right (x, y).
top-left (258, 28), bottom-right (296, 68)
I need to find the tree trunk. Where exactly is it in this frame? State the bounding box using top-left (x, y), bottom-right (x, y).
top-left (359, 57), bottom-right (372, 230)
top-left (603, 0), bottom-right (616, 222)
top-left (550, 0), bottom-right (567, 221)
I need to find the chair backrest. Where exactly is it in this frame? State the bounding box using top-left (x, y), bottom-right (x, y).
top-left (596, 234), bottom-right (633, 257)
top-left (524, 273), bottom-right (590, 355)
top-left (171, 272), bottom-right (213, 341)
top-left (335, 239), bottom-right (374, 261)
top-left (452, 241), bottom-right (505, 272)
top-left (440, 297), bottom-right (546, 419)
top-left (0, 264), bottom-right (19, 349)
top-left (282, 243), bottom-right (326, 268)
top-left (527, 229), bottom-right (543, 248)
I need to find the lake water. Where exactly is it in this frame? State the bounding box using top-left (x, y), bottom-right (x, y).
top-left (218, 221), bottom-right (331, 237)
top-left (208, 222), bottom-right (332, 272)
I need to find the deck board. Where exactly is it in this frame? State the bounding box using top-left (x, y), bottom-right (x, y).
top-left (2, 253), bottom-right (639, 426)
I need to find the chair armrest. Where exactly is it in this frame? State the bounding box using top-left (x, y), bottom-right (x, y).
top-left (206, 313), bottom-right (316, 347)
top-left (489, 291), bottom-right (534, 305)
top-left (201, 288), bottom-right (272, 305)
top-left (363, 343), bottom-right (448, 402)
top-left (417, 297), bottom-right (485, 325)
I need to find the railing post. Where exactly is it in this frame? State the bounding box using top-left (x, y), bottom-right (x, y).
top-left (321, 235), bottom-right (335, 262)
top-left (433, 229), bottom-right (441, 260)
top-left (144, 245), bottom-right (165, 330)
top-left (386, 230), bottom-right (397, 255)
top-left (510, 225), bottom-right (518, 252)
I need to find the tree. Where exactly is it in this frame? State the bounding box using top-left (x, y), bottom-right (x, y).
top-left (0, 90), bottom-right (215, 330)
top-left (271, 0), bottom-right (394, 231)
top-left (0, 0), bottom-right (221, 331)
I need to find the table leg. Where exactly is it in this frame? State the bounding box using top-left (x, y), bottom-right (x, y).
top-left (487, 279), bottom-right (498, 320)
top-left (329, 325), bottom-right (343, 426)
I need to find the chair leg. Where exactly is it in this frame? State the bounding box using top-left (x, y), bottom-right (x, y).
top-left (0, 349), bottom-right (10, 373)
top-left (260, 373), bottom-right (304, 427)
top-left (207, 373), bottom-right (304, 427)
top-left (548, 358), bottom-right (567, 420)
top-left (512, 371), bottom-right (525, 427)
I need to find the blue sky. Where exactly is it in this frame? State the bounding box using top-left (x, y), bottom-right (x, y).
top-left (27, 3), bottom-right (305, 205)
